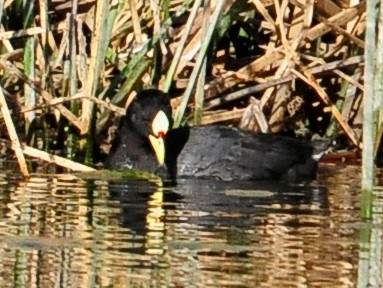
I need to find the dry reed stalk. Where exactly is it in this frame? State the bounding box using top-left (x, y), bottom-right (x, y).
top-left (205, 1), bottom-right (367, 95)
top-left (291, 68), bottom-right (360, 147)
top-left (307, 1), bottom-right (367, 41)
top-left (0, 0), bottom-right (374, 167)
top-left (129, 0), bottom-right (143, 44)
top-left (21, 145), bottom-right (96, 172)
top-left (251, 0), bottom-right (276, 32)
top-left (240, 97), bottom-right (269, 132)
top-left (199, 108), bottom-right (246, 125)
top-left (301, 54), bottom-right (365, 92)
top-left (374, 0), bottom-right (383, 156)
top-left (262, 0), bottom-right (313, 131)
top-left (173, 0), bottom-right (227, 127)
top-left (164, 0), bottom-right (204, 92)
top-left (315, 14), bottom-right (365, 48)
top-left (204, 56), bottom-right (364, 109)
top-left (0, 87), bottom-right (29, 176)
top-left (0, 59), bottom-right (83, 129)
top-left (81, 0), bottom-right (109, 135)
top-left (38, 0), bottom-right (49, 48)
top-left (194, 0), bottom-right (210, 125)
top-left (21, 93), bottom-right (125, 116)
top-left (0, 27), bottom-right (44, 40)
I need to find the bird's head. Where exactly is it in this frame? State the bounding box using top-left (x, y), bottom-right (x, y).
top-left (127, 89), bottom-right (173, 165)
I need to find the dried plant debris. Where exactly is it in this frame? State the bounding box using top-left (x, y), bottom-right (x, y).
top-left (0, 0), bottom-right (370, 173)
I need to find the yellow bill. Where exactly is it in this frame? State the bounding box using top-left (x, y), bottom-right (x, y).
top-left (149, 110), bottom-right (169, 165)
top-left (149, 134), bottom-right (166, 165)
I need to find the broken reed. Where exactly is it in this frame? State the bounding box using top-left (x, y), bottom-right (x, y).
top-left (0, 0), bottom-right (375, 176)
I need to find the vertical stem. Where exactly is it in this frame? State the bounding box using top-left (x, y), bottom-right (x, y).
top-left (70, 0), bottom-right (78, 97)
top-left (162, 0), bottom-right (170, 20)
top-left (194, 0), bottom-right (210, 125)
top-left (173, 0), bottom-right (226, 128)
top-left (0, 0), bottom-right (3, 23)
top-left (361, 0), bottom-right (376, 218)
top-left (81, 0), bottom-right (109, 135)
top-left (374, 0), bottom-right (383, 157)
top-left (163, 0), bottom-right (203, 93)
top-left (39, 0), bottom-right (50, 150)
top-left (23, 0), bottom-right (36, 134)
top-left (129, 0), bottom-right (143, 44)
top-left (67, 0), bottom-right (79, 159)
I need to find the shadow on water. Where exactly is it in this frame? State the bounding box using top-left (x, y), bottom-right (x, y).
top-left (0, 163), bottom-right (381, 287)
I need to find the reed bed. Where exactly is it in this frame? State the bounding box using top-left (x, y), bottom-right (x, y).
top-left (0, 0), bottom-right (377, 176)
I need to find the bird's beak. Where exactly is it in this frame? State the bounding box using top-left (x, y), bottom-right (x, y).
top-left (149, 135), bottom-right (166, 165)
top-left (149, 110), bottom-right (169, 165)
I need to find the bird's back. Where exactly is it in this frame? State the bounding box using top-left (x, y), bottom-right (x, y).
top-left (166, 126), bottom-right (315, 181)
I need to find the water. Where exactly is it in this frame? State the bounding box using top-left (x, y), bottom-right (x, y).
top-left (0, 164), bottom-right (381, 287)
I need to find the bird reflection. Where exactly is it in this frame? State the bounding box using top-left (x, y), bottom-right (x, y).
top-left (108, 178), bottom-right (329, 236)
top-left (107, 179), bottom-right (182, 255)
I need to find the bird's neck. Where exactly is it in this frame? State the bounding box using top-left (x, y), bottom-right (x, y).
top-left (117, 125), bottom-right (160, 171)
top-left (120, 126), bottom-right (151, 152)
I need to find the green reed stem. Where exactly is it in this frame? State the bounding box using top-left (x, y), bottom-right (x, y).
top-left (194, 0), bottom-right (211, 125)
top-left (163, 0), bottom-right (203, 93)
top-left (361, 0), bottom-right (377, 217)
top-left (173, 0), bottom-right (227, 128)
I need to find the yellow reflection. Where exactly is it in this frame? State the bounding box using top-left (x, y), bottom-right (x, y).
top-left (146, 185), bottom-right (165, 255)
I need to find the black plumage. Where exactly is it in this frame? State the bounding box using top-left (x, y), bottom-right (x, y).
top-left (166, 126), bottom-right (317, 181)
top-left (104, 89), bottom-right (172, 175)
top-left (105, 89), bottom-right (323, 181)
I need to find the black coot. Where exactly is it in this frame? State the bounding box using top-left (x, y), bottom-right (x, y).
top-left (104, 89), bottom-right (324, 181)
top-left (104, 89), bottom-right (172, 175)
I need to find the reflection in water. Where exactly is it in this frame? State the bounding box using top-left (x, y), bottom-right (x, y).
top-left (0, 165), bottom-right (380, 287)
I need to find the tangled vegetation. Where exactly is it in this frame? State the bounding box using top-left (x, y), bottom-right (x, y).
top-left (0, 0), bottom-right (374, 175)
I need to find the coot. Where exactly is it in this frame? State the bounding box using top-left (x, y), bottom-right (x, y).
top-left (104, 89), bottom-right (172, 174)
top-left (104, 89), bottom-right (325, 181)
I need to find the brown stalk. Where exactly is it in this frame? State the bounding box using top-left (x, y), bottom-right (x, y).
top-left (0, 59), bottom-right (83, 130)
top-left (291, 67), bottom-right (360, 147)
top-left (0, 86), bottom-right (29, 176)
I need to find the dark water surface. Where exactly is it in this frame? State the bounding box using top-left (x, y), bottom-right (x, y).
top-left (0, 164), bottom-right (381, 287)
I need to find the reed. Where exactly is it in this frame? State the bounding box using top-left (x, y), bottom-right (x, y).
top-left (361, 0), bottom-right (373, 217)
top-left (0, 1), bottom-right (374, 175)
top-left (361, 0), bottom-right (383, 219)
